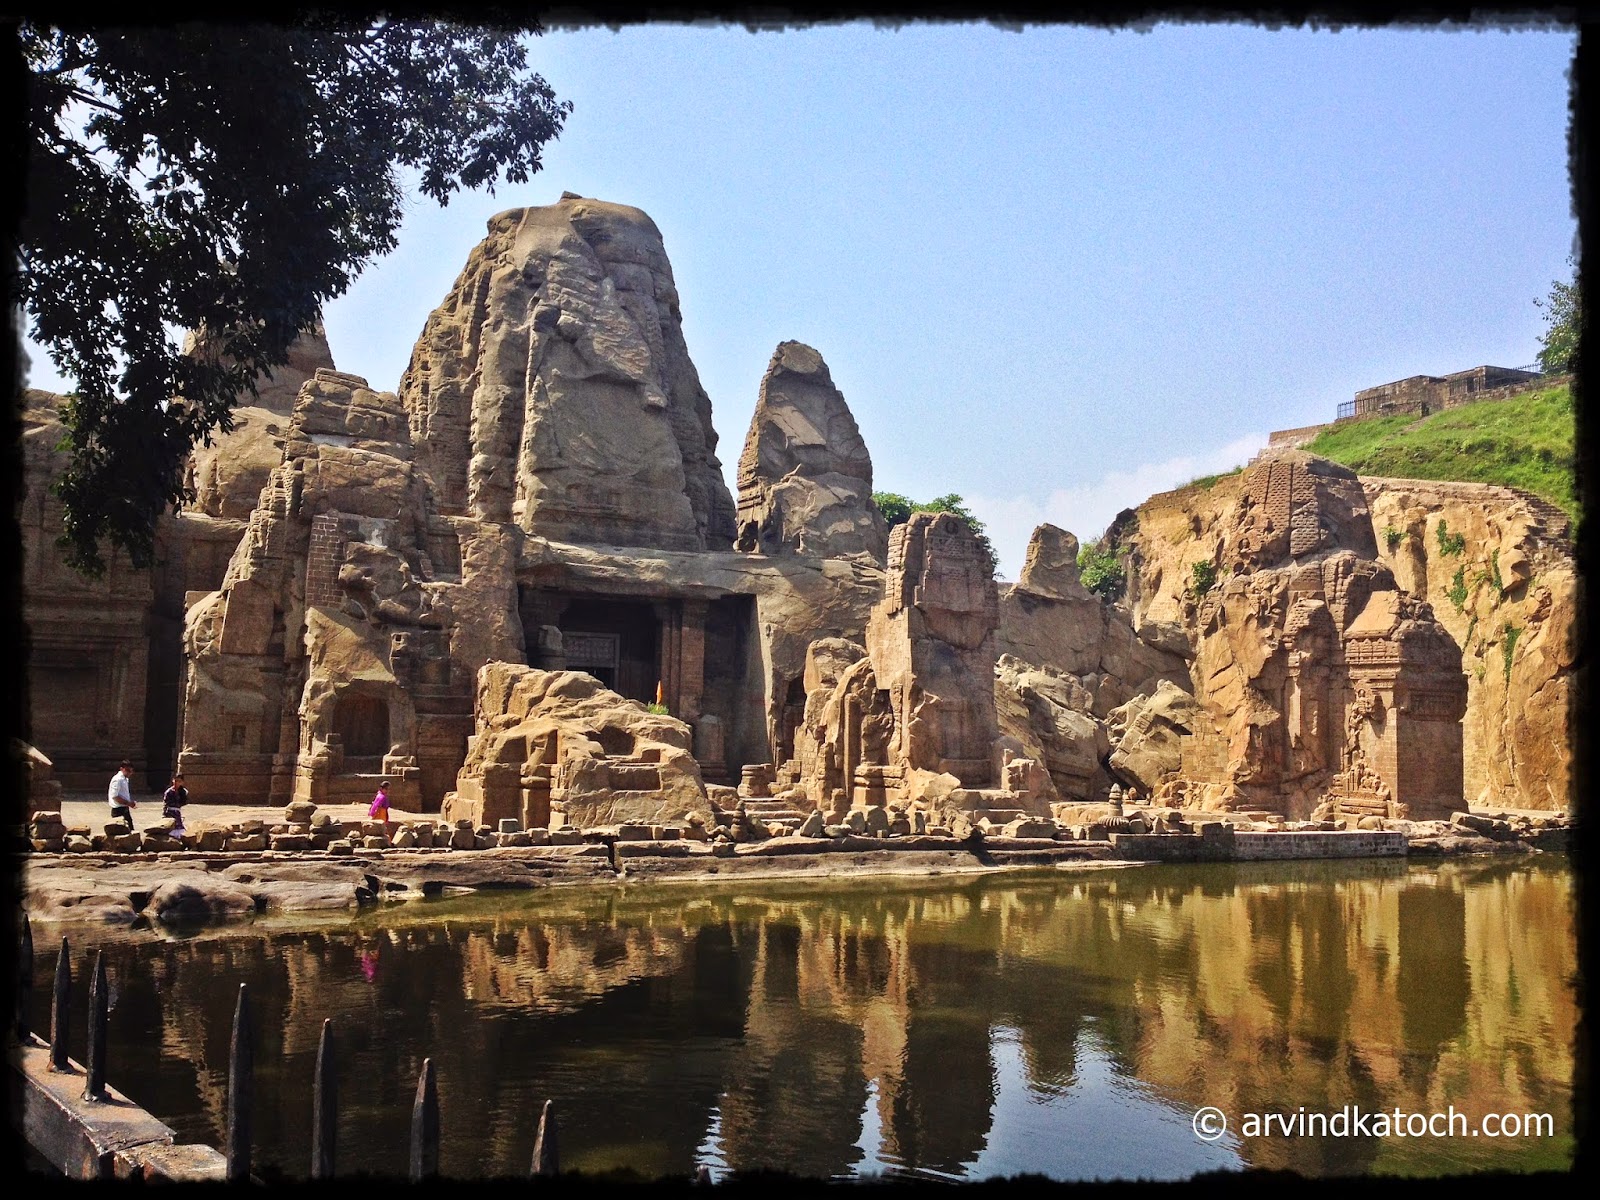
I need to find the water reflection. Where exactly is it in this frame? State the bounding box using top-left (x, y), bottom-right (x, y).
top-left (29, 858), bottom-right (1575, 1179)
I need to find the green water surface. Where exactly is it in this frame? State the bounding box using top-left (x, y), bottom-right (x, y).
top-left (26, 856), bottom-right (1577, 1181)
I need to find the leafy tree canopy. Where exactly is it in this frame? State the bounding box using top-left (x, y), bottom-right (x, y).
top-left (871, 490), bottom-right (998, 576)
top-left (1534, 255), bottom-right (1580, 374)
top-left (1076, 538), bottom-right (1126, 602)
top-left (19, 21), bottom-right (571, 574)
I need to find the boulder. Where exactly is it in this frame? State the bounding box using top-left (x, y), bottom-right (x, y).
top-left (448, 663), bottom-right (708, 831)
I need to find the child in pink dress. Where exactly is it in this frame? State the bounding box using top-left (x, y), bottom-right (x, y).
top-left (368, 780), bottom-right (391, 835)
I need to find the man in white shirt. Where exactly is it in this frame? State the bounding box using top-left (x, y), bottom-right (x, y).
top-left (108, 760), bottom-right (136, 829)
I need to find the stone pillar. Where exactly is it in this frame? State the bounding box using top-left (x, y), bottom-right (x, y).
top-left (679, 599), bottom-right (708, 724)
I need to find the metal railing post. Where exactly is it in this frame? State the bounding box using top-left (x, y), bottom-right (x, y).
top-left (82, 951), bottom-right (107, 1102)
top-left (530, 1098), bottom-right (558, 1177)
top-left (409, 1058), bottom-right (439, 1181)
top-left (49, 937), bottom-right (70, 1072)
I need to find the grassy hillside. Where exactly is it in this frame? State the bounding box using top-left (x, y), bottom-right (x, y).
top-left (1303, 382), bottom-right (1578, 525)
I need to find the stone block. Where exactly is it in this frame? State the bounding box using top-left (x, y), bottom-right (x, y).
top-left (391, 826), bottom-right (418, 848)
top-left (413, 823), bottom-right (434, 848)
top-left (798, 811), bottom-right (826, 838)
top-left (477, 832), bottom-right (500, 849)
top-left (548, 829), bottom-right (584, 846)
top-left (270, 833), bottom-right (314, 851)
top-left (498, 818), bottom-right (522, 834)
top-left (193, 829), bottom-right (228, 852)
top-left (327, 840), bottom-right (354, 855)
top-left (501, 831), bottom-right (532, 847)
top-left (227, 833), bottom-right (267, 851)
top-left (65, 835), bottom-right (93, 853)
top-left (362, 821), bottom-right (388, 838)
top-left (30, 837), bottom-right (65, 853)
top-left (1002, 817), bottom-right (1057, 839)
top-left (311, 811), bottom-right (337, 830)
top-left (109, 832), bottom-right (143, 852)
top-left (450, 826), bottom-right (477, 850)
top-left (238, 819), bottom-right (265, 835)
top-left (362, 835), bottom-right (387, 850)
top-left (285, 801), bottom-right (317, 823)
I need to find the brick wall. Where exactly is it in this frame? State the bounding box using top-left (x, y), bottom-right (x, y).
top-left (304, 515), bottom-right (344, 608)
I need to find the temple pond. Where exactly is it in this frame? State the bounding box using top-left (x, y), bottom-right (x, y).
top-left (28, 857), bottom-right (1576, 1180)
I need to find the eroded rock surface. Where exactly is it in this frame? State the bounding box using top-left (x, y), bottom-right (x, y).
top-left (445, 663), bottom-right (708, 830)
top-left (184, 322), bottom-right (337, 521)
top-left (400, 196), bottom-right (736, 548)
top-left (734, 341), bottom-right (887, 562)
top-left (1119, 450), bottom-right (1467, 821)
top-left (1362, 478), bottom-right (1575, 810)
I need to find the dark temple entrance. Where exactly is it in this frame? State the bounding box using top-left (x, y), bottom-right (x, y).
top-left (554, 598), bottom-right (662, 704)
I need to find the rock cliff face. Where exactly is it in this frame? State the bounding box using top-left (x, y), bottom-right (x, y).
top-left (1361, 478), bottom-right (1575, 810)
top-left (735, 341), bottom-right (887, 562)
top-left (184, 323), bottom-right (337, 521)
top-left (399, 196), bottom-right (737, 549)
top-left (1118, 450), bottom-right (1467, 821)
top-left (992, 523), bottom-right (1191, 804)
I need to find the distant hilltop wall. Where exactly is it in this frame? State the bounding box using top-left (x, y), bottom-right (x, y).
top-left (1339, 365), bottom-right (1548, 422)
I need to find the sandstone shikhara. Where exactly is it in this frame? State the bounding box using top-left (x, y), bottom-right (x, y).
top-left (735, 341), bottom-right (888, 561)
top-left (18, 195), bottom-right (1574, 839)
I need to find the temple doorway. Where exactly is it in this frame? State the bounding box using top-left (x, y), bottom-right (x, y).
top-left (333, 691), bottom-right (389, 774)
top-left (557, 598), bottom-right (662, 704)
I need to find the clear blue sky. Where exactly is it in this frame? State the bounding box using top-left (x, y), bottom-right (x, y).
top-left (22, 21), bottom-right (1578, 579)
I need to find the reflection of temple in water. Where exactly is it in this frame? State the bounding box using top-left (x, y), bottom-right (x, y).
top-left (38, 862), bottom-right (1575, 1180)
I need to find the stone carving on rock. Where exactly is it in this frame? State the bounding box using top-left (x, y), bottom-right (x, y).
top-left (1123, 449), bottom-right (1467, 821)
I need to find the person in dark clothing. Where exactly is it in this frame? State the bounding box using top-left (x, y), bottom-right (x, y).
top-left (162, 773), bottom-right (189, 838)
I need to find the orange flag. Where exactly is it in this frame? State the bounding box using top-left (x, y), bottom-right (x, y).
top-left (655, 680), bottom-right (664, 706)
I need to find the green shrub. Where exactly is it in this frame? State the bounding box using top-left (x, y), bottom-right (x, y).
top-left (1463, 614), bottom-right (1478, 654)
top-left (1191, 559), bottom-right (1217, 597)
top-left (646, 702), bottom-right (669, 716)
top-left (1435, 518), bottom-right (1466, 558)
top-left (1502, 623), bottom-right (1521, 684)
top-left (1078, 540), bottom-right (1126, 602)
top-left (1447, 566), bottom-right (1468, 613)
top-left (1382, 525), bottom-right (1403, 552)
top-left (870, 491), bottom-right (998, 576)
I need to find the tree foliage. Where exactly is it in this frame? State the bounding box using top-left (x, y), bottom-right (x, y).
top-left (871, 490), bottom-right (998, 576)
top-left (1534, 256), bottom-right (1580, 374)
top-left (1076, 539), bottom-right (1126, 602)
top-left (19, 21), bottom-right (570, 574)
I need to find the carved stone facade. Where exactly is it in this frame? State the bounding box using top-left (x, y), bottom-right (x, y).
top-left (792, 512), bottom-right (1052, 822)
top-left (1124, 450), bottom-right (1468, 821)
